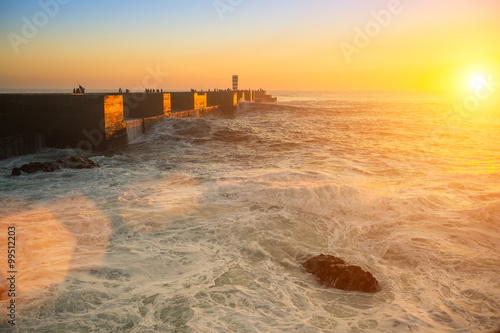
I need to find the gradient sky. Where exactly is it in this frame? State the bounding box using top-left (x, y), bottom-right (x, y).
top-left (0, 0), bottom-right (499, 91)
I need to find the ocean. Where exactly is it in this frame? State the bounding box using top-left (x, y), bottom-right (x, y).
top-left (0, 91), bottom-right (499, 332)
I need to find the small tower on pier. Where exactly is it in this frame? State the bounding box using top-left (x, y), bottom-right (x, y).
top-left (232, 75), bottom-right (238, 91)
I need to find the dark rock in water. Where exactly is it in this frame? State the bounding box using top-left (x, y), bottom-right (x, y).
top-left (62, 156), bottom-right (100, 169)
top-left (303, 254), bottom-right (380, 293)
top-left (11, 156), bottom-right (100, 176)
top-left (11, 168), bottom-right (22, 176)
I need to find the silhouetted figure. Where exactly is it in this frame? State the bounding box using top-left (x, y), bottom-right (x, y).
top-left (119, 88), bottom-right (123, 93)
top-left (73, 85), bottom-right (87, 93)
top-left (125, 89), bottom-right (130, 93)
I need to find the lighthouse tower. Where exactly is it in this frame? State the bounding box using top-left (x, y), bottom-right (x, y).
top-left (232, 75), bottom-right (238, 91)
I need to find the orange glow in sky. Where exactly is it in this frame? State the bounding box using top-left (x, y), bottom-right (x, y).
top-left (0, 1), bottom-right (499, 92)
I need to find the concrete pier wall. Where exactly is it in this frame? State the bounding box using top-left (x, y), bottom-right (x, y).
top-left (0, 94), bottom-right (120, 149)
top-left (0, 89), bottom-right (274, 160)
top-left (170, 106), bottom-right (219, 118)
top-left (243, 90), bottom-right (254, 102)
top-left (123, 93), bottom-right (170, 119)
top-left (207, 91), bottom-right (237, 114)
top-left (104, 95), bottom-right (125, 140)
top-left (254, 90), bottom-right (277, 103)
top-left (254, 90), bottom-right (267, 99)
top-left (125, 119), bottom-right (144, 144)
top-left (124, 114), bottom-right (166, 145)
top-left (0, 132), bottom-right (46, 160)
top-left (170, 92), bottom-right (207, 111)
top-left (163, 93), bottom-right (172, 116)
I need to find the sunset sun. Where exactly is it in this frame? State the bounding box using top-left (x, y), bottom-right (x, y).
top-left (470, 76), bottom-right (487, 90)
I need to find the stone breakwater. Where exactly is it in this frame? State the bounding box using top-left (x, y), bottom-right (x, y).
top-left (0, 90), bottom-right (277, 160)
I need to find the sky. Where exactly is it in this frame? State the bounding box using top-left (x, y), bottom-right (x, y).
top-left (0, 0), bottom-right (499, 92)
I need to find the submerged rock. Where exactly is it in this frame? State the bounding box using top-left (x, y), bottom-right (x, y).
top-left (11, 156), bottom-right (100, 176)
top-left (303, 254), bottom-right (380, 293)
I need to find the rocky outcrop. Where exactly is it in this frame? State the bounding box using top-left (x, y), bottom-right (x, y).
top-left (303, 254), bottom-right (380, 293)
top-left (11, 156), bottom-right (100, 176)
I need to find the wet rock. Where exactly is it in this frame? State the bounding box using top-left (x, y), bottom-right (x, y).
top-left (11, 156), bottom-right (100, 176)
top-left (303, 254), bottom-right (380, 293)
top-left (11, 168), bottom-right (22, 176)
